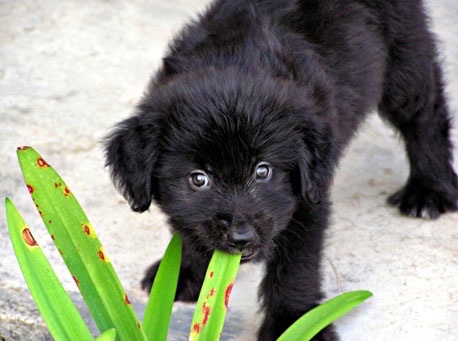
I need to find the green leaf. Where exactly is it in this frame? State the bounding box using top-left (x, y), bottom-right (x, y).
top-left (142, 233), bottom-right (182, 340)
top-left (277, 290), bottom-right (373, 341)
top-left (95, 329), bottom-right (116, 341)
top-left (16, 146), bottom-right (146, 341)
top-left (189, 250), bottom-right (242, 340)
top-left (5, 198), bottom-right (93, 341)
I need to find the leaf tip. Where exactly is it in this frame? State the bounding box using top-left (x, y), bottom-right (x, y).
top-left (17, 146), bottom-right (31, 152)
top-left (358, 290), bottom-right (373, 299)
top-left (5, 198), bottom-right (18, 218)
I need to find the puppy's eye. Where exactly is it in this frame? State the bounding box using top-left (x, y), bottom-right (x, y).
top-left (189, 171), bottom-right (210, 190)
top-left (255, 162), bottom-right (272, 181)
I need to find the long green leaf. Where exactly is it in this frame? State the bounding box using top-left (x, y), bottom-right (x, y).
top-left (95, 329), bottom-right (116, 341)
top-left (189, 251), bottom-right (242, 340)
top-left (277, 290), bottom-right (373, 341)
top-left (16, 146), bottom-right (146, 340)
top-left (5, 198), bottom-right (93, 341)
top-left (142, 233), bottom-right (182, 340)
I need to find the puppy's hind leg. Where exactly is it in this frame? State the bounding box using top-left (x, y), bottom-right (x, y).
top-left (378, 23), bottom-right (458, 219)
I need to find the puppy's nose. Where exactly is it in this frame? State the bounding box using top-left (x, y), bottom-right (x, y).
top-left (227, 225), bottom-right (254, 249)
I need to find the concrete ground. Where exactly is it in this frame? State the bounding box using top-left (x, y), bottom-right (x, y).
top-left (0, 0), bottom-right (457, 340)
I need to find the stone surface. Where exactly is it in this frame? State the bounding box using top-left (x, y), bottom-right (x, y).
top-left (0, 0), bottom-right (457, 340)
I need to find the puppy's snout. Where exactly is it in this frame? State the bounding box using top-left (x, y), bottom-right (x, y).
top-left (227, 225), bottom-right (254, 249)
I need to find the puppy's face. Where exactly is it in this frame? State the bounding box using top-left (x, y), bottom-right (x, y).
top-left (156, 132), bottom-right (297, 261)
top-left (106, 70), bottom-right (333, 261)
top-left (160, 162), bottom-right (296, 261)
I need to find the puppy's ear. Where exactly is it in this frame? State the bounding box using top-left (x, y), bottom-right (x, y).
top-left (295, 118), bottom-right (336, 204)
top-left (105, 113), bottom-right (161, 212)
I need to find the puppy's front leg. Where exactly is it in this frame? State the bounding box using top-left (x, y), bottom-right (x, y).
top-left (141, 242), bottom-right (210, 302)
top-left (258, 205), bottom-right (337, 340)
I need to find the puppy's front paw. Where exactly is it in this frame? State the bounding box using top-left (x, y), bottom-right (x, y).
top-left (388, 176), bottom-right (458, 219)
top-left (141, 258), bottom-right (206, 302)
top-left (141, 260), bottom-right (161, 294)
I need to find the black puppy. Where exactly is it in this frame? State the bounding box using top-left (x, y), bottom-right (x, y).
top-left (105, 0), bottom-right (457, 339)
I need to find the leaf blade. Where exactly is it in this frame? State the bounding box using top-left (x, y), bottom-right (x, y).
top-left (142, 233), bottom-right (182, 340)
top-left (189, 250), bottom-right (242, 341)
top-left (16, 146), bottom-right (146, 340)
top-left (277, 290), bottom-right (373, 341)
top-left (95, 329), bottom-right (116, 341)
top-left (5, 198), bottom-right (93, 341)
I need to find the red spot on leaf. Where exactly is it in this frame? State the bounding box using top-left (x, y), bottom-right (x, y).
top-left (206, 288), bottom-right (216, 299)
top-left (64, 187), bottom-right (71, 196)
top-left (192, 323), bottom-right (201, 334)
top-left (48, 220), bottom-right (52, 224)
top-left (72, 276), bottom-right (80, 288)
top-left (37, 157), bottom-right (49, 168)
top-left (17, 146), bottom-right (30, 151)
top-left (98, 250), bottom-right (105, 261)
top-left (27, 185), bottom-right (34, 194)
top-left (124, 294), bottom-right (131, 305)
top-left (202, 302), bottom-right (211, 325)
top-left (224, 282), bottom-right (234, 309)
top-left (83, 225), bottom-right (90, 235)
top-left (51, 235), bottom-right (55, 240)
top-left (22, 228), bottom-right (37, 247)
top-left (97, 247), bottom-right (110, 262)
top-left (209, 271), bottom-right (214, 278)
top-left (54, 183), bottom-right (60, 188)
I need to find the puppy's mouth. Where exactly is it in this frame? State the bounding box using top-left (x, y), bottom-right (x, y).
top-left (223, 248), bottom-right (259, 263)
top-left (240, 248), bottom-right (258, 262)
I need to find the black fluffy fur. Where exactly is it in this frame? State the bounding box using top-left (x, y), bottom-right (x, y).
top-left (105, 0), bottom-right (458, 339)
